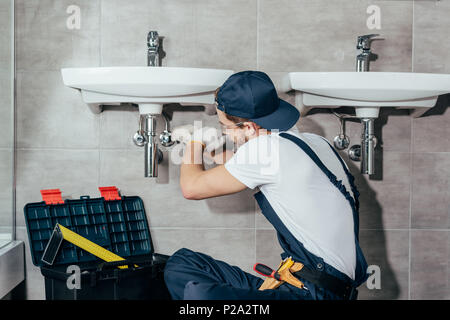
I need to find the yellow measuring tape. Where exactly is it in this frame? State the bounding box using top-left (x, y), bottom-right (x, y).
top-left (58, 224), bottom-right (130, 269)
top-left (42, 223), bottom-right (135, 269)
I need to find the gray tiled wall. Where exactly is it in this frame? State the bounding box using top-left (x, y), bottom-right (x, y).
top-left (14, 0), bottom-right (449, 300)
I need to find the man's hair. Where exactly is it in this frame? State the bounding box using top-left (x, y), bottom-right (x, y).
top-left (214, 86), bottom-right (250, 124)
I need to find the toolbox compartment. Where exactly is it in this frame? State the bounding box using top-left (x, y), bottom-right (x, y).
top-left (23, 188), bottom-right (172, 300)
top-left (40, 254), bottom-right (171, 300)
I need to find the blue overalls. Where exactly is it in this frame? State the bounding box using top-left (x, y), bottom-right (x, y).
top-left (164, 132), bottom-right (369, 300)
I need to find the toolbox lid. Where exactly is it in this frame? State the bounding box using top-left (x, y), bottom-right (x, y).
top-left (24, 188), bottom-right (153, 267)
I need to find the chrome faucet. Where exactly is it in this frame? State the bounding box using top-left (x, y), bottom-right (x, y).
top-left (353, 34), bottom-right (382, 175)
top-left (356, 34), bottom-right (380, 72)
top-left (147, 31), bottom-right (160, 67)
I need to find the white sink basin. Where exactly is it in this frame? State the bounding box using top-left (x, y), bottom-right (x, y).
top-left (61, 67), bottom-right (234, 114)
top-left (281, 72), bottom-right (450, 118)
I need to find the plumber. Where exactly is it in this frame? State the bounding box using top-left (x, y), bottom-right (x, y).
top-left (163, 70), bottom-right (369, 300)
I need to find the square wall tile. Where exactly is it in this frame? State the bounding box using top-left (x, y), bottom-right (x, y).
top-left (101, 0), bottom-right (257, 70)
top-left (15, 0), bottom-right (101, 72)
top-left (412, 153), bottom-right (450, 229)
top-left (359, 182), bottom-right (410, 230)
top-left (192, 0), bottom-right (257, 71)
top-left (378, 114), bottom-right (411, 153)
top-left (411, 230), bottom-right (449, 300)
top-left (413, 106), bottom-right (450, 153)
top-left (16, 70), bottom-right (100, 149)
top-left (349, 152), bottom-right (411, 189)
top-left (352, 151), bottom-right (411, 229)
top-left (99, 106), bottom-right (140, 150)
top-left (151, 228), bottom-right (256, 275)
top-left (258, 0), bottom-right (412, 72)
top-left (100, 0), bottom-right (193, 67)
top-left (413, 0), bottom-right (450, 73)
top-left (296, 113), bottom-right (341, 140)
top-left (16, 149), bottom-right (100, 226)
top-left (358, 230), bottom-right (409, 300)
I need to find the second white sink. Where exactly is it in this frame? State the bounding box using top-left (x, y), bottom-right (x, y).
top-left (281, 72), bottom-right (450, 118)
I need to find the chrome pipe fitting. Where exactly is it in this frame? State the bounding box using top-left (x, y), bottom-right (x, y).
top-left (159, 112), bottom-right (175, 148)
top-left (360, 118), bottom-right (377, 175)
top-left (144, 114), bottom-right (162, 178)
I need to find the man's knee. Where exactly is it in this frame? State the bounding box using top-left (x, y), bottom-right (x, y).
top-left (165, 247), bottom-right (215, 275)
top-left (164, 248), bottom-right (189, 282)
top-left (164, 248), bottom-right (193, 271)
top-left (170, 247), bottom-right (194, 260)
top-left (163, 248), bottom-right (201, 297)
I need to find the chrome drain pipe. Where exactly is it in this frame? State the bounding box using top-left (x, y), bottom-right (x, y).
top-left (360, 118), bottom-right (376, 175)
top-left (145, 114), bottom-right (159, 178)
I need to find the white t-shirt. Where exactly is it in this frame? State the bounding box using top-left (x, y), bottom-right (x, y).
top-left (224, 129), bottom-right (357, 280)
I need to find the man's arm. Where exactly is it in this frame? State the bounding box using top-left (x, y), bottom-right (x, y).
top-left (180, 142), bottom-right (247, 200)
top-left (204, 147), bottom-right (235, 165)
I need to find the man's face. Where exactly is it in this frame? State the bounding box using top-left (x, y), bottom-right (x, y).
top-left (216, 109), bottom-right (249, 146)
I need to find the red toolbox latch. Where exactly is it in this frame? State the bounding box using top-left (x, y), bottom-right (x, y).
top-left (40, 189), bottom-right (64, 205)
top-left (99, 186), bottom-right (121, 201)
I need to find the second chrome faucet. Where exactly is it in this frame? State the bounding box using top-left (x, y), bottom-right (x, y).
top-left (147, 31), bottom-right (160, 67)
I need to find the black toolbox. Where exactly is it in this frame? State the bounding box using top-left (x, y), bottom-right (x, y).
top-left (23, 187), bottom-right (172, 300)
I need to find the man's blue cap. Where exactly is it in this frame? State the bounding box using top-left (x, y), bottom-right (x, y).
top-left (216, 70), bottom-right (300, 131)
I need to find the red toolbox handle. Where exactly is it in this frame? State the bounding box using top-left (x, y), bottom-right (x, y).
top-left (40, 189), bottom-right (64, 205)
top-left (99, 186), bottom-right (121, 201)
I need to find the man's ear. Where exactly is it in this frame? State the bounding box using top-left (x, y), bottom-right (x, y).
top-left (243, 121), bottom-right (258, 136)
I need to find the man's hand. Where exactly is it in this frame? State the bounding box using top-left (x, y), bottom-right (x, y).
top-left (191, 126), bottom-right (226, 152)
top-left (172, 125), bottom-right (225, 151)
top-left (171, 124), bottom-right (194, 144)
